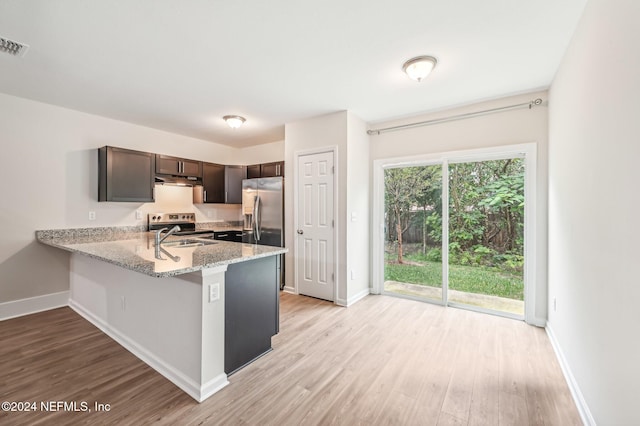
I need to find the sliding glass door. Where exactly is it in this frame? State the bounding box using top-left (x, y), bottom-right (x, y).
top-left (381, 154), bottom-right (526, 319)
top-left (383, 165), bottom-right (443, 303)
top-left (447, 159), bottom-right (524, 316)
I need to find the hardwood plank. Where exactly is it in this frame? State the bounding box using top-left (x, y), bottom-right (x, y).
top-left (0, 293), bottom-right (582, 426)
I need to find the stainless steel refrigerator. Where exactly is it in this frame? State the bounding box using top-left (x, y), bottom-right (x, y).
top-left (242, 177), bottom-right (284, 287)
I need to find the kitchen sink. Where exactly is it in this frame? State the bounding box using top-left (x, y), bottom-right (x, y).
top-left (161, 239), bottom-right (218, 248)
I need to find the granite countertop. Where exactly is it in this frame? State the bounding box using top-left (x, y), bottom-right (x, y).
top-left (36, 227), bottom-right (286, 278)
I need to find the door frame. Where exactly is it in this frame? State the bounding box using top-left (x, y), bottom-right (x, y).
top-left (372, 143), bottom-right (539, 325)
top-left (293, 146), bottom-right (339, 303)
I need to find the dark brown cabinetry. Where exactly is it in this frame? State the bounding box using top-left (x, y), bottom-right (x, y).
top-left (156, 155), bottom-right (202, 177)
top-left (98, 146), bottom-right (155, 202)
top-left (200, 162), bottom-right (225, 203)
top-left (246, 161), bottom-right (284, 178)
top-left (260, 161), bottom-right (285, 177)
top-left (225, 256), bottom-right (279, 374)
top-left (246, 164), bottom-right (261, 179)
top-left (196, 163), bottom-right (246, 204)
top-left (214, 230), bottom-right (243, 242)
top-left (225, 165), bottom-right (246, 204)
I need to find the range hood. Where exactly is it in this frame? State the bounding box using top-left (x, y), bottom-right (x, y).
top-left (155, 174), bottom-right (202, 186)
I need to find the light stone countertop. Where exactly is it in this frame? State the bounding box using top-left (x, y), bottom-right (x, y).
top-left (36, 227), bottom-right (286, 278)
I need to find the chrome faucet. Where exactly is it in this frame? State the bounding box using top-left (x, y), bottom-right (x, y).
top-left (154, 225), bottom-right (181, 246)
top-left (155, 246), bottom-right (181, 262)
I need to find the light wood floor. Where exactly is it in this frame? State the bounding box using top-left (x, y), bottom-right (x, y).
top-left (0, 293), bottom-right (581, 425)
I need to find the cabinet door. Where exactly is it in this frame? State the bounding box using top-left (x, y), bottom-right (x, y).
top-left (156, 155), bottom-right (202, 177)
top-left (246, 164), bottom-right (261, 179)
top-left (260, 161), bottom-right (284, 177)
top-left (201, 162), bottom-right (225, 203)
top-left (225, 166), bottom-right (246, 204)
top-left (225, 256), bottom-right (279, 374)
top-left (99, 146), bottom-right (155, 202)
top-left (181, 159), bottom-right (202, 177)
top-left (155, 155), bottom-right (181, 175)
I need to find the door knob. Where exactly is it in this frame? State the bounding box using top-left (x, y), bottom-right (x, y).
top-left (297, 229), bottom-right (304, 235)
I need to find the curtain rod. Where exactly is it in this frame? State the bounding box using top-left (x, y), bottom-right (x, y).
top-left (367, 98), bottom-right (545, 136)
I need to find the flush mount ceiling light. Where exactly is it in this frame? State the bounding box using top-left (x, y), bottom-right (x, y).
top-left (402, 55), bottom-right (437, 82)
top-left (223, 115), bottom-right (246, 129)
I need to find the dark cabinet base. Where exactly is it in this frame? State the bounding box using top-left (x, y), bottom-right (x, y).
top-left (225, 256), bottom-right (279, 375)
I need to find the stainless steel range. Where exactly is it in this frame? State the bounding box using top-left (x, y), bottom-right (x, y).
top-left (148, 212), bottom-right (214, 237)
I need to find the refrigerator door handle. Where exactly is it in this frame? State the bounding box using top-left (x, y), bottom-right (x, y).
top-left (252, 195), bottom-right (258, 236)
top-left (255, 195), bottom-right (262, 241)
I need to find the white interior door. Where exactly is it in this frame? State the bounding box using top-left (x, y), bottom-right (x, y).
top-left (296, 151), bottom-right (335, 301)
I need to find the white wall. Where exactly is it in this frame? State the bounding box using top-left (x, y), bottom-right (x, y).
top-left (284, 112), bottom-right (348, 298)
top-left (370, 91), bottom-right (549, 323)
top-left (0, 93), bottom-right (279, 304)
top-left (238, 140), bottom-right (284, 165)
top-left (284, 111), bottom-right (370, 304)
top-left (548, 0), bottom-right (640, 424)
top-left (346, 112), bottom-right (371, 303)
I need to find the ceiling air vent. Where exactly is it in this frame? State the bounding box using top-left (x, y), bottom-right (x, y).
top-left (0, 36), bottom-right (29, 57)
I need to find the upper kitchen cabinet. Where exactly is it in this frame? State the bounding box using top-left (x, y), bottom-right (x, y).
top-left (246, 164), bottom-right (261, 179)
top-left (246, 161), bottom-right (285, 178)
top-left (195, 163), bottom-right (246, 204)
top-left (260, 161), bottom-right (284, 178)
top-left (225, 165), bottom-right (246, 204)
top-left (199, 162), bottom-right (225, 203)
top-left (98, 146), bottom-right (155, 202)
top-left (156, 154), bottom-right (202, 177)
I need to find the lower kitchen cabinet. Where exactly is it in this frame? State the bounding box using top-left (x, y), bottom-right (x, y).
top-left (214, 230), bottom-right (243, 242)
top-left (98, 146), bottom-right (155, 202)
top-left (225, 256), bottom-right (279, 375)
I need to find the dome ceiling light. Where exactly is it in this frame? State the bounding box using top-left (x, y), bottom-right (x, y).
top-left (402, 55), bottom-right (437, 82)
top-left (223, 115), bottom-right (246, 129)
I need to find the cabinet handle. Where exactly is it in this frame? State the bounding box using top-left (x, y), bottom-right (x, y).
top-left (225, 191), bottom-right (228, 203)
top-left (218, 234), bottom-right (228, 237)
top-left (204, 190), bottom-right (207, 202)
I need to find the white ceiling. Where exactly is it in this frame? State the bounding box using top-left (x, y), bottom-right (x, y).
top-left (0, 0), bottom-right (587, 148)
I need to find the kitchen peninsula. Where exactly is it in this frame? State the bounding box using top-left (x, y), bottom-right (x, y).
top-left (36, 227), bottom-right (287, 402)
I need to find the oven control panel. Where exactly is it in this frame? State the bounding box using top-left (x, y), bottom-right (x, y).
top-left (148, 212), bottom-right (196, 224)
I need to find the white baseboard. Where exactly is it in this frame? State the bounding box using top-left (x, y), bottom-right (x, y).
top-left (0, 291), bottom-right (69, 321)
top-left (530, 316), bottom-right (547, 328)
top-left (546, 324), bottom-right (596, 426)
top-left (69, 299), bottom-right (228, 403)
top-left (199, 373), bottom-right (231, 402)
top-left (346, 288), bottom-right (370, 306)
top-left (282, 285), bottom-right (296, 294)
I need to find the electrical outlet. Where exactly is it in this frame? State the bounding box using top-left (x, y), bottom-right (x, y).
top-left (209, 283), bottom-right (220, 302)
top-left (120, 296), bottom-right (126, 311)
top-left (135, 210), bottom-right (143, 220)
top-left (88, 211), bottom-right (96, 221)
top-left (553, 297), bottom-right (557, 312)
top-left (350, 269), bottom-right (356, 280)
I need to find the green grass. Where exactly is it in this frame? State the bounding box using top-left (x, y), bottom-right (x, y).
top-left (384, 256), bottom-right (523, 300)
